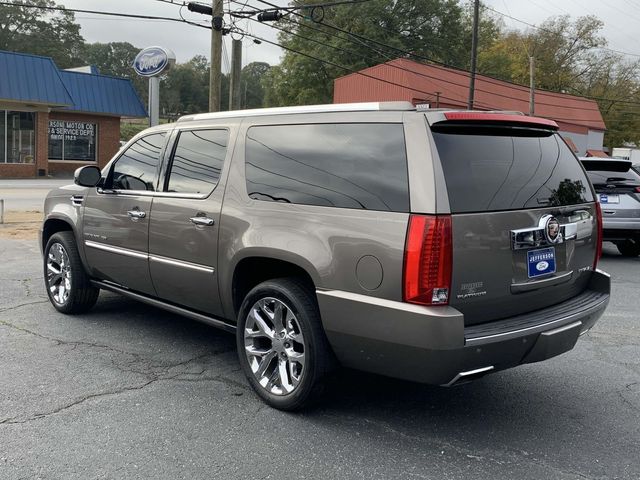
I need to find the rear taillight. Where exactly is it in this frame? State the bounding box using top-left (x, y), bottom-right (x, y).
top-left (635, 187), bottom-right (640, 193)
top-left (403, 215), bottom-right (452, 306)
top-left (594, 202), bottom-right (603, 269)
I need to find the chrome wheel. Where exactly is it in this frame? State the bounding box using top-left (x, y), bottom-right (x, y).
top-left (46, 243), bottom-right (71, 305)
top-left (244, 297), bottom-right (306, 395)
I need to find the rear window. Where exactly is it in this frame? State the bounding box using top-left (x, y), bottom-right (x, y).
top-left (245, 123), bottom-right (409, 212)
top-left (432, 127), bottom-right (594, 213)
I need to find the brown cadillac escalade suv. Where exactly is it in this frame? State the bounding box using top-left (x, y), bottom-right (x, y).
top-left (41, 102), bottom-right (610, 410)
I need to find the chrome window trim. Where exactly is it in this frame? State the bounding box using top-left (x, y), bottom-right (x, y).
top-left (85, 241), bottom-right (147, 259)
top-left (149, 254), bottom-right (215, 274)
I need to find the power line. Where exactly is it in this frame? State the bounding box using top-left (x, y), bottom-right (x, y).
top-left (232, 0), bottom-right (616, 112)
top-left (243, 0), bottom-right (632, 109)
top-left (0, 1), bottom-right (210, 27)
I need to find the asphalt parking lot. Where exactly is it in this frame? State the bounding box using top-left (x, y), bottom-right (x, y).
top-left (1, 235), bottom-right (639, 479)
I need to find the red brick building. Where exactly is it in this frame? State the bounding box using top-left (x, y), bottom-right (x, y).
top-left (334, 59), bottom-right (607, 156)
top-left (0, 51), bottom-right (146, 178)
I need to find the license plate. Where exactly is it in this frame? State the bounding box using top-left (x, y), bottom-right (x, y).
top-left (599, 193), bottom-right (619, 204)
top-left (527, 247), bottom-right (556, 278)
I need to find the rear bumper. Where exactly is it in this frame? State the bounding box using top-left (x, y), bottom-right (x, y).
top-left (317, 270), bottom-right (610, 386)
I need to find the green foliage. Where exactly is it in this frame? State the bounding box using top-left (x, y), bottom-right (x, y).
top-left (477, 14), bottom-right (640, 150)
top-left (0, 0), bottom-right (84, 68)
top-left (120, 122), bottom-right (148, 142)
top-left (242, 62), bottom-right (271, 108)
top-left (262, 0), bottom-right (497, 106)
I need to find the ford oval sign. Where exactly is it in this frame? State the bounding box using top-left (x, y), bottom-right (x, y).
top-left (133, 46), bottom-right (176, 77)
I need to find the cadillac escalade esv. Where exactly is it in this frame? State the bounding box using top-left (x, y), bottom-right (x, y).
top-left (41, 103), bottom-right (610, 410)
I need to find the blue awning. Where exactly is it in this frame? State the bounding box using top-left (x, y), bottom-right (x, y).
top-left (0, 50), bottom-right (72, 106)
top-left (59, 71), bottom-right (147, 118)
top-left (0, 50), bottom-right (147, 118)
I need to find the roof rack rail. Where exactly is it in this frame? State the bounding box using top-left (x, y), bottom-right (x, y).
top-left (177, 101), bottom-right (415, 123)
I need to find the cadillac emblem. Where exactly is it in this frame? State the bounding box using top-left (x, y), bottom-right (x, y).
top-left (543, 215), bottom-right (561, 244)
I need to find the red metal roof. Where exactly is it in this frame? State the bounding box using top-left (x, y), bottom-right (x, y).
top-left (562, 137), bottom-right (579, 153)
top-left (586, 149), bottom-right (610, 158)
top-left (334, 59), bottom-right (606, 131)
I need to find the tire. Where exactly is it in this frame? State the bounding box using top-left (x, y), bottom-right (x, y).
top-left (44, 231), bottom-right (99, 314)
top-left (616, 239), bottom-right (640, 257)
top-left (236, 277), bottom-right (336, 411)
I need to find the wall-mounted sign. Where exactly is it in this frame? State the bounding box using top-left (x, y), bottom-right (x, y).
top-left (133, 46), bottom-right (176, 77)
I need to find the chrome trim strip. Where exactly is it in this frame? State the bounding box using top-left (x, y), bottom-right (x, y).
top-left (84, 240), bottom-right (148, 260)
top-left (149, 254), bottom-right (215, 274)
top-left (153, 192), bottom-right (209, 200)
top-left (510, 271), bottom-right (573, 293)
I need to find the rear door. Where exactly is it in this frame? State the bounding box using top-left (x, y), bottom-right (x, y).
top-left (148, 127), bottom-right (231, 317)
top-left (427, 114), bottom-right (597, 325)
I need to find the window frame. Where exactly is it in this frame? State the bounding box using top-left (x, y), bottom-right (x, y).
top-left (160, 126), bottom-right (230, 199)
top-left (101, 131), bottom-right (169, 195)
top-left (47, 119), bottom-right (98, 163)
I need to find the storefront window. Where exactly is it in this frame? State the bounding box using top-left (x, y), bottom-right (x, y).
top-left (0, 111), bottom-right (35, 164)
top-left (48, 120), bottom-right (97, 161)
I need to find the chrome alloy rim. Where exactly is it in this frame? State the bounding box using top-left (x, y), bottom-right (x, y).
top-left (46, 243), bottom-right (71, 305)
top-left (244, 297), bottom-right (306, 395)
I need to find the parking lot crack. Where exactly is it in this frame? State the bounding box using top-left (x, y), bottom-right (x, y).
top-left (0, 300), bottom-right (49, 314)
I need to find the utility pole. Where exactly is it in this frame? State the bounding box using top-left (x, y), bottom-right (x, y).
top-left (529, 56), bottom-right (535, 116)
top-left (209, 0), bottom-right (224, 112)
top-left (229, 39), bottom-right (242, 111)
top-left (467, 0), bottom-right (480, 110)
top-left (435, 91), bottom-right (441, 109)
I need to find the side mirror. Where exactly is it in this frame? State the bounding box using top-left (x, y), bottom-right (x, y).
top-left (74, 166), bottom-right (102, 187)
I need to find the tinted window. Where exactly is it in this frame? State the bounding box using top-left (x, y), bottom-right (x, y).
top-left (112, 133), bottom-right (166, 191)
top-left (166, 129), bottom-right (228, 194)
top-left (245, 124), bottom-right (409, 212)
top-left (432, 128), bottom-right (594, 213)
top-left (587, 169), bottom-right (640, 184)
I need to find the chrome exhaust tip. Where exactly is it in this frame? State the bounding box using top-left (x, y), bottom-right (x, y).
top-left (441, 366), bottom-right (494, 387)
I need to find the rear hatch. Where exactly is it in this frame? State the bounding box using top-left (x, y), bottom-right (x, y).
top-left (428, 112), bottom-right (599, 326)
top-left (580, 159), bottom-right (640, 227)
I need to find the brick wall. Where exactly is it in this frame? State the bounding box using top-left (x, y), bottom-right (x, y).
top-left (47, 112), bottom-right (121, 177)
top-left (0, 111), bottom-right (122, 178)
top-left (0, 163), bottom-right (37, 178)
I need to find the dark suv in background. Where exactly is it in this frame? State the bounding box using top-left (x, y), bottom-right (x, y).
top-left (580, 158), bottom-right (640, 256)
top-left (41, 103), bottom-right (610, 410)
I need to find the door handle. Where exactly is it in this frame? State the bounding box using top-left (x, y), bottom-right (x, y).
top-left (190, 216), bottom-right (215, 226)
top-left (127, 209), bottom-right (146, 219)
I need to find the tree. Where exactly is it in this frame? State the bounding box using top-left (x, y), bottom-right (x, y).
top-left (478, 15), bottom-right (606, 92)
top-left (0, 0), bottom-right (84, 68)
top-left (263, 0), bottom-right (497, 106)
top-left (477, 14), bottom-right (640, 150)
top-left (241, 62), bottom-right (271, 108)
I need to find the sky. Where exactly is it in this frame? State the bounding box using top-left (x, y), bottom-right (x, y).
top-left (61, 0), bottom-right (640, 71)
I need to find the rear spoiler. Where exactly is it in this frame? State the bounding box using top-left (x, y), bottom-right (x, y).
top-left (579, 158), bottom-right (632, 173)
top-left (436, 112), bottom-right (559, 130)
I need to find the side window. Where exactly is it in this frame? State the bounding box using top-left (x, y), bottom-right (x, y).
top-left (111, 133), bottom-right (166, 191)
top-left (244, 123), bottom-right (409, 212)
top-left (166, 129), bottom-right (228, 195)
